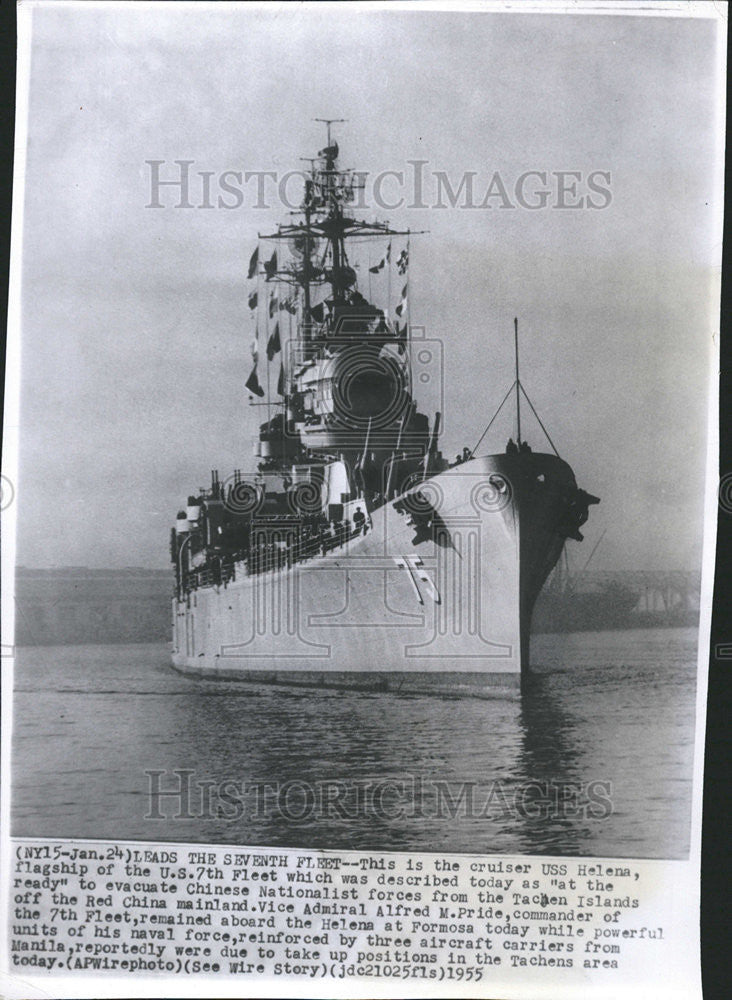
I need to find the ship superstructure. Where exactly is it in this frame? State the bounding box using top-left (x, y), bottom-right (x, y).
top-left (170, 124), bottom-right (598, 695)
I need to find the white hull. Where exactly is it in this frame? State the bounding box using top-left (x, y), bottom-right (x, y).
top-left (171, 453), bottom-right (575, 696)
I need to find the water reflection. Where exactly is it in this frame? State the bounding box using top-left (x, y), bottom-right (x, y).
top-left (515, 673), bottom-right (589, 856)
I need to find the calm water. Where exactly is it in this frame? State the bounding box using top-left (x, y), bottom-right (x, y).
top-left (12, 628), bottom-right (698, 858)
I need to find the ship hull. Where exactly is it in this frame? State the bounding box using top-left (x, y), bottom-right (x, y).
top-left (171, 453), bottom-right (575, 697)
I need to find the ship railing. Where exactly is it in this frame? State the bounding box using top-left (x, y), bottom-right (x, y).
top-left (240, 520), bottom-right (363, 576)
top-left (182, 560), bottom-right (237, 593)
top-left (180, 520), bottom-right (367, 592)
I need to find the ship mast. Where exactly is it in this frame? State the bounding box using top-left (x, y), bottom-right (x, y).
top-left (259, 123), bottom-right (420, 336)
top-left (303, 205), bottom-right (312, 334)
top-left (315, 118), bottom-right (347, 306)
top-left (315, 117), bottom-right (345, 148)
top-left (299, 161), bottom-right (315, 335)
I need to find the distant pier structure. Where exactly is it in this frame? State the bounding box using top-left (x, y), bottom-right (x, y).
top-left (13, 567), bottom-right (172, 647)
top-left (583, 570), bottom-right (702, 615)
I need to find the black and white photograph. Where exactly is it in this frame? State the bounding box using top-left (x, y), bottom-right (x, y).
top-left (0, 1), bottom-right (724, 997)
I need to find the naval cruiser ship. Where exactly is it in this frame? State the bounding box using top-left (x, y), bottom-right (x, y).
top-left (170, 123), bottom-right (599, 695)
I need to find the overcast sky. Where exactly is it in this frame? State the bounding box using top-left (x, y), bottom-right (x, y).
top-left (13, 3), bottom-right (723, 572)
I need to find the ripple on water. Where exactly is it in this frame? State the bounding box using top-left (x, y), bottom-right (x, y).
top-left (11, 630), bottom-right (698, 857)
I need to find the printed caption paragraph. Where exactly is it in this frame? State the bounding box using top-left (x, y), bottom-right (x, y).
top-left (9, 839), bottom-right (692, 989)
